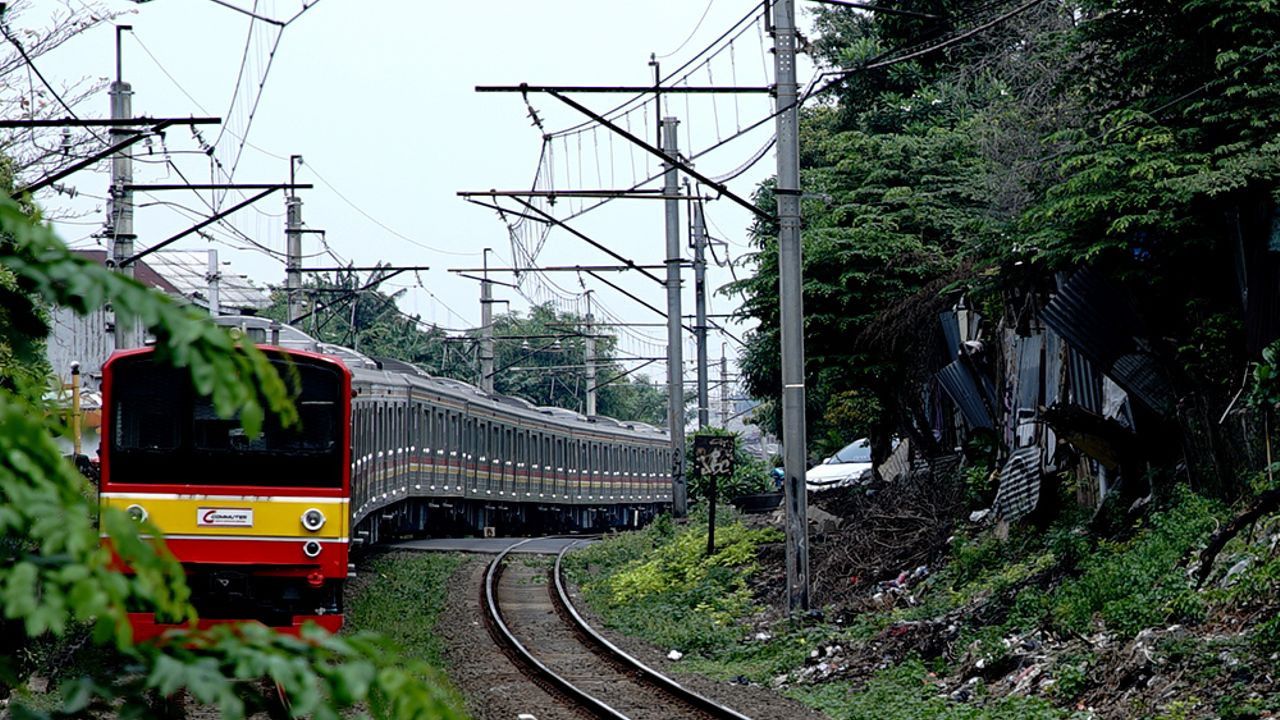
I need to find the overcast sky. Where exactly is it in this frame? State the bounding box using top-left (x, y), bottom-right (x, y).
top-left (30, 0), bottom-right (817, 386)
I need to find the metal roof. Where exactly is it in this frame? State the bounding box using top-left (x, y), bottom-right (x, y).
top-left (145, 250), bottom-right (271, 315)
top-left (936, 358), bottom-right (997, 430)
top-left (1041, 268), bottom-right (1175, 415)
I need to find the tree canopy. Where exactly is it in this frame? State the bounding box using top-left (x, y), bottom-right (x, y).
top-left (733, 0), bottom-right (1280, 464)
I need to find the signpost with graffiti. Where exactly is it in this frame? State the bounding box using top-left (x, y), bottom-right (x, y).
top-left (693, 434), bottom-right (736, 556)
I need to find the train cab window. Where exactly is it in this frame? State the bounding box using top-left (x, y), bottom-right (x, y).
top-left (109, 353), bottom-right (344, 488)
top-left (112, 363), bottom-right (184, 451)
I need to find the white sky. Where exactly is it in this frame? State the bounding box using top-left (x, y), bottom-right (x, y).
top-left (28, 0), bottom-right (817, 388)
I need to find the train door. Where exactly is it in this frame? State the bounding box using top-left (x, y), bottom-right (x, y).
top-left (514, 428), bottom-right (526, 497)
top-left (504, 426), bottom-right (514, 496)
top-left (545, 427), bottom-right (555, 497)
top-left (432, 408), bottom-right (445, 491)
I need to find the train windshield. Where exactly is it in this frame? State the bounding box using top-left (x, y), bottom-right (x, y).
top-left (110, 353), bottom-right (345, 488)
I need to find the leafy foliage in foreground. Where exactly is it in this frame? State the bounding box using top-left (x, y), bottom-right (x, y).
top-left (0, 194), bottom-right (462, 717)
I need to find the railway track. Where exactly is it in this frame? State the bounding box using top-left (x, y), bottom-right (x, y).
top-left (483, 538), bottom-right (755, 720)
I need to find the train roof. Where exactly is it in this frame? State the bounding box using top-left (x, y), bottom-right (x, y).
top-left (216, 318), bottom-right (668, 442)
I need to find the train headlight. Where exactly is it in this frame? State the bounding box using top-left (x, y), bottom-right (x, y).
top-left (302, 540), bottom-right (323, 558)
top-left (301, 508), bottom-right (326, 532)
top-left (126, 504), bottom-right (147, 522)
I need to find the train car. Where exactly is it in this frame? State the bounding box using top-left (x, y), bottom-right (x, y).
top-left (345, 357), bottom-right (673, 545)
top-left (100, 316), bottom-right (674, 637)
top-left (99, 345), bottom-right (351, 639)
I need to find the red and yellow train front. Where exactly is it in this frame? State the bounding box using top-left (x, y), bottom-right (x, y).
top-left (99, 347), bottom-right (351, 640)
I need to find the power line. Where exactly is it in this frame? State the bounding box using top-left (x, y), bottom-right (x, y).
top-left (302, 160), bottom-right (483, 257)
top-left (654, 0), bottom-right (716, 60)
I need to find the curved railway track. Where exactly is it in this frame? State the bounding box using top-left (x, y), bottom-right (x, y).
top-left (483, 538), bottom-right (754, 720)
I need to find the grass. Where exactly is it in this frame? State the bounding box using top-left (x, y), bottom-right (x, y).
top-left (566, 490), bottom-right (1280, 720)
top-left (564, 510), bottom-right (781, 657)
top-left (343, 551), bottom-right (468, 710)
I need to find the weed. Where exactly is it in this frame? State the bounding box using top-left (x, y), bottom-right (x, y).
top-left (344, 550), bottom-right (466, 711)
top-left (567, 517), bottom-right (781, 657)
top-left (1048, 489), bottom-right (1221, 638)
top-left (786, 659), bottom-right (1069, 719)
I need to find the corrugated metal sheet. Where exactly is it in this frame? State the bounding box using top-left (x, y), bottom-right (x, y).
top-left (1067, 347), bottom-right (1102, 412)
top-left (936, 359), bottom-right (996, 430)
top-left (46, 306), bottom-right (146, 391)
top-left (1043, 330), bottom-right (1067, 468)
top-left (1041, 268), bottom-right (1175, 415)
top-left (939, 310), bottom-right (961, 362)
top-left (994, 445), bottom-right (1042, 521)
top-left (878, 437), bottom-right (912, 483)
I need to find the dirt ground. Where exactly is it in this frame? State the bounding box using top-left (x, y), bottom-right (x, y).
top-left (436, 555), bottom-right (830, 720)
top-left (436, 557), bottom-right (581, 720)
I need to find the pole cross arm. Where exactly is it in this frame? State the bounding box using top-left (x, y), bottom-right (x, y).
top-left (477, 84), bottom-right (772, 94)
top-left (544, 89), bottom-right (771, 222)
top-left (12, 118), bottom-right (221, 198)
top-left (119, 185), bottom-right (283, 267)
top-left (586, 358), bottom-right (659, 394)
top-left (287, 268), bottom-right (411, 326)
top-left (0, 116), bottom-right (220, 129)
top-left (509, 197), bottom-right (665, 286)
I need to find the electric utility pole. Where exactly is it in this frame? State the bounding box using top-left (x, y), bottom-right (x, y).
top-left (107, 25), bottom-right (135, 348)
top-left (691, 191), bottom-right (710, 429)
top-left (285, 155), bottom-right (304, 324)
top-left (720, 344), bottom-right (730, 426)
top-left (584, 290), bottom-right (597, 416)
top-left (663, 115), bottom-right (687, 517)
top-left (773, 0), bottom-right (811, 612)
top-left (206, 248), bottom-right (221, 316)
top-left (480, 248), bottom-right (496, 394)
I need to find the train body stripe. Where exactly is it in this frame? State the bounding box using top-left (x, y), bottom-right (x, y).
top-left (100, 534), bottom-right (349, 543)
top-left (100, 495), bottom-right (349, 540)
top-left (101, 492), bottom-right (347, 504)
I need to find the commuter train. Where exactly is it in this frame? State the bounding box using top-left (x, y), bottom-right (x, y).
top-left (99, 317), bottom-right (673, 637)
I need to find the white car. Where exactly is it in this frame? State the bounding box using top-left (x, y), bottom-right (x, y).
top-left (805, 439), bottom-right (873, 491)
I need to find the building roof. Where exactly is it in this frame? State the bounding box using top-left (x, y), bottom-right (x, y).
top-left (143, 250), bottom-right (272, 314)
top-left (71, 250), bottom-right (182, 295)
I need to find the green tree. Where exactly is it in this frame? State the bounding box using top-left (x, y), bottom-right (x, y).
top-left (0, 198), bottom-right (462, 717)
top-left (736, 0), bottom-right (1280, 492)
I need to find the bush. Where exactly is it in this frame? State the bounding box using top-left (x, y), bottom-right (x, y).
top-left (1049, 490), bottom-right (1220, 638)
top-left (568, 516), bottom-right (781, 656)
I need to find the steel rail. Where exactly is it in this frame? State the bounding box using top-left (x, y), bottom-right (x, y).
top-left (552, 543), bottom-right (756, 720)
top-left (483, 537), bottom-right (630, 720)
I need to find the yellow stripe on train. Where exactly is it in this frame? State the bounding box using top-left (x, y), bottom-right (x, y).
top-left (100, 494), bottom-right (348, 539)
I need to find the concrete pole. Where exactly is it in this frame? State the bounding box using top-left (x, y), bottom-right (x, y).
top-left (285, 156), bottom-right (303, 324)
top-left (692, 195), bottom-right (710, 429)
top-left (720, 344), bottom-right (730, 426)
top-left (108, 25), bottom-right (135, 348)
top-left (773, 0), bottom-right (811, 612)
top-left (662, 116), bottom-right (687, 517)
top-left (584, 291), bottom-right (597, 416)
top-left (480, 248), bottom-right (495, 394)
top-left (206, 248), bottom-right (221, 317)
